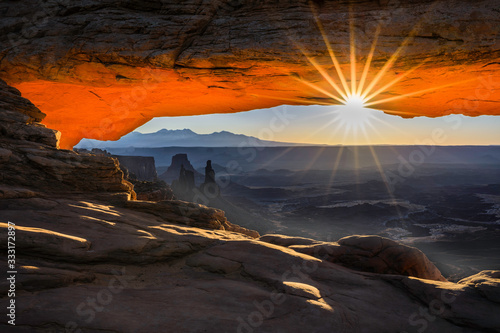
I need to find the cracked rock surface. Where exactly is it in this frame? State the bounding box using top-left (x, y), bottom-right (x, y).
top-left (1, 197), bottom-right (500, 332)
top-left (260, 234), bottom-right (447, 281)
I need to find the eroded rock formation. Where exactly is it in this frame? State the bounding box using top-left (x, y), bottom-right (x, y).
top-left (200, 159), bottom-right (221, 198)
top-left (0, 79), bottom-right (135, 202)
top-left (160, 153), bottom-right (200, 184)
top-left (114, 155), bottom-right (158, 182)
top-left (260, 234), bottom-right (446, 281)
top-left (75, 148), bottom-right (172, 201)
top-left (0, 0), bottom-right (499, 148)
top-left (0, 78), bottom-right (256, 237)
top-left (1, 78), bottom-right (499, 332)
top-left (204, 160), bottom-right (216, 185)
top-left (125, 199), bottom-right (259, 238)
top-left (130, 179), bottom-right (175, 202)
top-left (1, 198), bottom-right (500, 332)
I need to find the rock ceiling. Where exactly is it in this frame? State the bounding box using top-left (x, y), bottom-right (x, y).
top-left (1, 0), bottom-right (499, 148)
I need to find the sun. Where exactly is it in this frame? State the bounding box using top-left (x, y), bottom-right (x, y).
top-left (332, 94), bottom-right (377, 136)
top-left (344, 94), bottom-right (367, 109)
top-left (272, 2), bottom-right (474, 148)
top-left (266, 2), bottom-right (472, 202)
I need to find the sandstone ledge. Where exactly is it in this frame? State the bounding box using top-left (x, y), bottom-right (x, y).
top-left (0, 196), bottom-right (499, 332)
top-left (1, 0), bottom-right (499, 148)
top-left (260, 234), bottom-right (446, 281)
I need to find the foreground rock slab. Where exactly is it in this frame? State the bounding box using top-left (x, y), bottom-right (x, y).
top-left (1, 197), bottom-right (499, 332)
top-left (260, 234), bottom-right (446, 281)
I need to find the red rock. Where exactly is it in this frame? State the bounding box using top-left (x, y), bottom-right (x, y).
top-left (0, 1), bottom-right (498, 148)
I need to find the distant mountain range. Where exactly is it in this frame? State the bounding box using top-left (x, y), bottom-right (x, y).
top-left (75, 129), bottom-right (316, 148)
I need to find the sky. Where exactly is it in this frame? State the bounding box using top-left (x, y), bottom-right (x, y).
top-left (135, 105), bottom-right (500, 146)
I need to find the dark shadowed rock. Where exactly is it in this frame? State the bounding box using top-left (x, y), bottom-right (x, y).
top-left (1, 200), bottom-right (499, 332)
top-left (0, 79), bottom-right (135, 201)
top-left (114, 155), bottom-right (158, 182)
top-left (459, 270), bottom-right (500, 303)
top-left (131, 179), bottom-right (175, 202)
top-left (0, 79), bottom-right (256, 238)
top-left (171, 164), bottom-right (196, 197)
top-left (199, 159), bottom-right (221, 198)
top-left (160, 153), bottom-right (201, 184)
top-left (125, 199), bottom-right (259, 238)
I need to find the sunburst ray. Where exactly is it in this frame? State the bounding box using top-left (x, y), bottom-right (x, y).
top-left (309, 1), bottom-right (351, 96)
top-left (294, 76), bottom-right (346, 104)
top-left (375, 108), bottom-right (427, 117)
top-left (298, 52), bottom-right (349, 101)
top-left (359, 33), bottom-right (416, 101)
top-left (363, 135), bottom-right (404, 219)
top-left (251, 94), bottom-right (333, 106)
top-left (357, 25), bottom-right (382, 98)
top-left (363, 59), bottom-right (428, 103)
top-left (327, 145), bottom-right (346, 188)
top-left (349, 6), bottom-right (357, 96)
top-left (365, 78), bottom-right (477, 107)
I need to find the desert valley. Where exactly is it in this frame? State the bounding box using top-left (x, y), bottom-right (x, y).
top-left (1, 0), bottom-right (500, 332)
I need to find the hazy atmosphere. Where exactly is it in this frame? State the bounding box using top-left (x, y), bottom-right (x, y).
top-left (2, 0), bottom-right (499, 332)
top-left (136, 105), bottom-right (500, 146)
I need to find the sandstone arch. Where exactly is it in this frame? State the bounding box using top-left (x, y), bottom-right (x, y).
top-left (1, 0), bottom-right (499, 148)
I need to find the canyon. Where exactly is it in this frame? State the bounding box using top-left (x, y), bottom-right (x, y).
top-left (1, 0), bottom-right (500, 331)
top-left (1, 71), bottom-right (499, 332)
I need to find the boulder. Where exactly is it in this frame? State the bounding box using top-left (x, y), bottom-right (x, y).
top-left (261, 234), bottom-right (446, 281)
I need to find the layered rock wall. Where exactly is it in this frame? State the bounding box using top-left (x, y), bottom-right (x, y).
top-left (115, 155), bottom-right (158, 182)
top-left (0, 79), bottom-right (261, 237)
top-left (0, 79), bottom-right (135, 200)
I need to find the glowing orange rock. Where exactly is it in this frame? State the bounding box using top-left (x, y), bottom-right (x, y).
top-left (1, 0), bottom-right (499, 148)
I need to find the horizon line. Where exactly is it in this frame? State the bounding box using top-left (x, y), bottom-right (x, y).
top-left (77, 144), bottom-right (500, 148)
